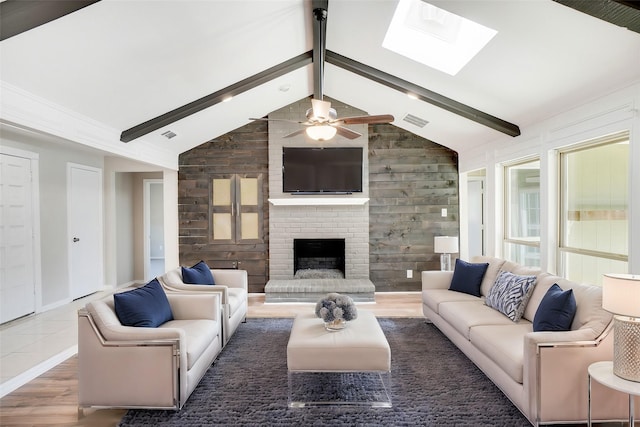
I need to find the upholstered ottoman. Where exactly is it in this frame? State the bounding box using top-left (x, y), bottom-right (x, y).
top-left (286, 310), bottom-right (391, 407)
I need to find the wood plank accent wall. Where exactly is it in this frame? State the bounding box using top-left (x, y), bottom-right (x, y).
top-left (368, 124), bottom-right (459, 291)
top-left (178, 121), bottom-right (269, 293)
top-left (177, 104), bottom-right (460, 293)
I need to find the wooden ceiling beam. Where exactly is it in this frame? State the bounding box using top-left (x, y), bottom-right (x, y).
top-left (553, 0), bottom-right (640, 33)
top-left (325, 50), bottom-right (521, 138)
top-left (120, 51), bottom-right (313, 143)
top-left (0, 0), bottom-right (100, 41)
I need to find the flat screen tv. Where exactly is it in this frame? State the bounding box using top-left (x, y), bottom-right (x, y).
top-left (282, 147), bottom-right (363, 194)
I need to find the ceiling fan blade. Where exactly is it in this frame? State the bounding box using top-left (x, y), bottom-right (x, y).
top-left (249, 117), bottom-right (309, 124)
top-left (335, 126), bottom-right (362, 140)
top-left (282, 128), bottom-right (308, 139)
top-left (310, 98), bottom-right (332, 121)
top-left (339, 114), bottom-right (395, 125)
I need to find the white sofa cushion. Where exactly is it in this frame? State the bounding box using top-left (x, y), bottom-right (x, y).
top-left (227, 288), bottom-right (246, 317)
top-left (162, 319), bottom-right (218, 370)
top-left (523, 273), bottom-right (556, 321)
top-left (471, 256), bottom-right (507, 296)
top-left (470, 323), bottom-right (533, 384)
top-left (161, 267), bottom-right (186, 287)
top-left (439, 301), bottom-right (515, 340)
top-left (422, 289), bottom-right (481, 314)
top-left (566, 279), bottom-right (612, 336)
top-left (523, 273), bottom-right (611, 337)
top-left (501, 260), bottom-right (541, 277)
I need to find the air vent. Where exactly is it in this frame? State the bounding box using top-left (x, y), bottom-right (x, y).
top-left (161, 130), bottom-right (177, 139)
top-left (402, 113), bottom-right (429, 128)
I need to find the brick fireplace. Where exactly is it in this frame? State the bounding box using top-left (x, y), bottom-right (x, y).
top-left (294, 238), bottom-right (345, 276)
top-left (267, 98), bottom-right (370, 281)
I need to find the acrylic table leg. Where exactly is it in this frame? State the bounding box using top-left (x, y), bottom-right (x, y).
top-left (630, 393), bottom-right (634, 427)
top-left (588, 373), bottom-right (592, 427)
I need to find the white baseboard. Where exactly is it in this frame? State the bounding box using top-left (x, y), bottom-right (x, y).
top-left (38, 298), bottom-right (73, 313)
top-left (0, 346), bottom-right (77, 398)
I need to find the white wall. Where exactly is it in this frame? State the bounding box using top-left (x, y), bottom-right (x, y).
top-left (458, 82), bottom-right (640, 275)
top-left (161, 169), bottom-right (179, 271)
top-left (1, 81), bottom-right (178, 170)
top-left (103, 158), bottom-right (178, 288)
top-left (0, 129), bottom-right (177, 312)
top-left (115, 173), bottom-right (135, 285)
top-left (0, 127), bottom-right (104, 309)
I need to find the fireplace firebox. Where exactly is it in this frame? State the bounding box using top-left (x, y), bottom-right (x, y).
top-left (293, 239), bottom-right (345, 277)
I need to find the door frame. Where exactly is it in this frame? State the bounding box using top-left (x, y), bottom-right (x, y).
top-left (0, 145), bottom-right (42, 314)
top-left (67, 162), bottom-right (104, 299)
top-left (143, 178), bottom-right (164, 280)
top-left (467, 176), bottom-right (486, 258)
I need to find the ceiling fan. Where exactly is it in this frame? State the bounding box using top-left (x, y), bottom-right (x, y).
top-left (250, 5), bottom-right (394, 141)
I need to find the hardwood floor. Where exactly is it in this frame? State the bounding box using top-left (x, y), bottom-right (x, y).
top-left (0, 292), bottom-right (422, 427)
top-left (247, 291), bottom-right (423, 318)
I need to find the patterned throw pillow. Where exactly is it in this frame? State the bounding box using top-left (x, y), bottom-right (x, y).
top-left (485, 271), bottom-right (537, 321)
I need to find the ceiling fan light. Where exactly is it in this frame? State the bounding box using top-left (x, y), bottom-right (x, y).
top-left (306, 125), bottom-right (337, 141)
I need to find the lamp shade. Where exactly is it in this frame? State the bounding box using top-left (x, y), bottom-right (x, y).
top-left (306, 125), bottom-right (337, 141)
top-left (434, 236), bottom-right (458, 254)
top-left (603, 274), bottom-right (640, 317)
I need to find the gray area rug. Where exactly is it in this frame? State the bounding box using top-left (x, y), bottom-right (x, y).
top-left (119, 318), bottom-right (530, 426)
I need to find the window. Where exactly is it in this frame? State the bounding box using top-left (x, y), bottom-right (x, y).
top-left (382, 0), bottom-right (497, 75)
top-left (504, 159), bottom-right (540, 266)
top-left (559, 133), bottom-right (629, 285)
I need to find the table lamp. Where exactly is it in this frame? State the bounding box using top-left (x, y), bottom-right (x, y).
top-left (602, 273), bottom-right (640, 382)
top-left (434, 236), bottom-right (458, 271)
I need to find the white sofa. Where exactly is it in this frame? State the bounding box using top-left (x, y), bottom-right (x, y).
top-left (78, 291), bottom-right (222, 411)
top-left (158, 268), bottom-right (248, 346)
top-left (422, 256), bottom-right (638, 426)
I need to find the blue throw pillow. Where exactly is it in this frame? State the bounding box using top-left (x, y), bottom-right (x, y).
top-left (448, 259), bottom-right (490, 297)
top-left (114, 279), bottom-right (173, 328)
top-left (182, 260), bottom-right (215, 285)
top-left (533, 284), bottom-right (577, 332)
top-left (485, 271), bottom-right (537, 322)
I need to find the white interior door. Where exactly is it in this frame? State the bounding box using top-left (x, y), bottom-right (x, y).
top-left (144, 179), bottom-right (164, 280)
top-left (68, 164), bottom-right (103, 299)
top-left (0, 153), bottom-right (36, 323)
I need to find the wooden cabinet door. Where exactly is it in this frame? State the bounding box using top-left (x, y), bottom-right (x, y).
top-left (211, 174), bottom-right (263, 243)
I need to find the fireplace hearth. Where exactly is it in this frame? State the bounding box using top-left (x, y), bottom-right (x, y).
top-left (266, 237), bottom-right (374, 302)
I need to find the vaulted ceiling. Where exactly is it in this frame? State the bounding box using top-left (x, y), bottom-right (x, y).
top-left (1, 0), bottom-right (640, 161)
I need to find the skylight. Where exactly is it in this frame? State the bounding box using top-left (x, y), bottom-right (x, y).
top-left (383, 0), bottom-right (497, 76)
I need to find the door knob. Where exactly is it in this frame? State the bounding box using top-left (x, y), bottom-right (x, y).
top-left (73, 237), bottom-right (80, 242)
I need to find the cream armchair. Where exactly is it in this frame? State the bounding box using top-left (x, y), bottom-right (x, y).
top-left (78, 292), bottom-right (222, 411)
top-left (158, 268), bottom-right (248, 346)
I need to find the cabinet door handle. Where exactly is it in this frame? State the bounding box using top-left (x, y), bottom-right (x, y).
top-left (73, 237), bottom-right (80, 242)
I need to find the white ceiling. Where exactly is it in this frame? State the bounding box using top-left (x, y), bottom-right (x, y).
top-left (1, 0), bottom-right (639, 159)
